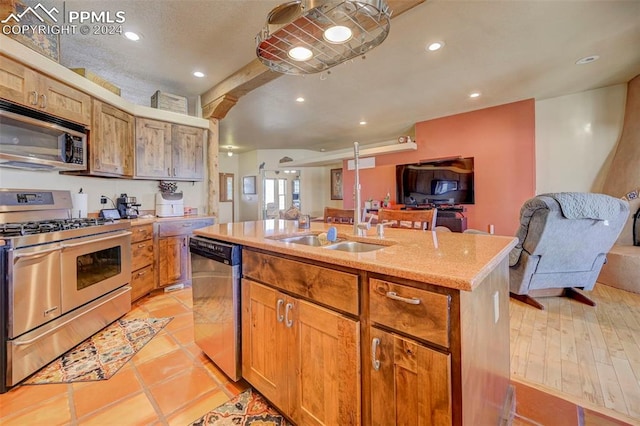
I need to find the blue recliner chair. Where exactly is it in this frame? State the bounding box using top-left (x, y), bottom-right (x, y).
top-left (509, 193), bottom-right (629, 309)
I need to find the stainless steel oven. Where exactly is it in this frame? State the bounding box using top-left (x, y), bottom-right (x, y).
top-left (60, 231), bottom-right (131, 313)
top-left (0, 189), bottom-right (132, 392)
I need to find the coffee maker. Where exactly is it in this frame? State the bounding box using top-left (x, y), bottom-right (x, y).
top-left (116, 193), bottom-right (140, 219)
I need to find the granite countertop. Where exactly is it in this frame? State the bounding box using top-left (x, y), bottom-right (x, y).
top-left (194, 220), bottom-right (518, 292)
top-left (129, 215), bottom-right (215, 226)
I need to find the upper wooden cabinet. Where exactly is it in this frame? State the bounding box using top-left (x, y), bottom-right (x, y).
top-left (0, 55), bottom-right (91, 126)
top-left (90, 99), bottom-right (134, 177)
top-left (135, 117), bottom-right (204, 181)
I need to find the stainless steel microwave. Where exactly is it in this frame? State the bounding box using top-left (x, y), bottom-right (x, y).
top-left (0, 99), bottom-right (87, 171)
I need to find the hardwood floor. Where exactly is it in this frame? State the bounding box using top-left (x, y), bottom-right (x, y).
top-left (510, 283), bottom-right (640, 425)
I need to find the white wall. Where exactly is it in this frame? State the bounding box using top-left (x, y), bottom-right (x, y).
top-left (535, 84), bottom-right (627, 194)
top-left (0, 168), bottom-right (208, 216)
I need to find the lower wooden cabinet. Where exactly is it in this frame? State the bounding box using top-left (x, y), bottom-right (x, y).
top-left (156, 218), bottom-right (214, 288)
top-left (130, 224), bottom-right (155, 301)
top-left (158, 235), bottom-right (189, 287)
top-left (242, 279), bottom-right (361, 425)
top-left (370, 327), bottom-right (452, 425)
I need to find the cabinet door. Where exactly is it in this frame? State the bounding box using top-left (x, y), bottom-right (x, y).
top-left (294, 299), bottom-right (360, 425)
top-left (241, 280), bottom-right (290, 413)
top-left (131, 264), bottom-right (155, 301)
top-left (91, 100), bottom-right (134, 176)
top-left (158, 235), bottom-right (188, 287)
top-left (135, 117), bottom-right (172, 178)
top-left (370, 328), bottom-right (452, 426)
top-left (171, 125), bottom-right (204, 180)
top-left (40, 75), bottom-right (91, 125)
top-left (0, 55), bottom-right (37, 106)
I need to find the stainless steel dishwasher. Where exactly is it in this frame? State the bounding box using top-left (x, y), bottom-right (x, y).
top-left (189, 236), bottom-right (242, 381)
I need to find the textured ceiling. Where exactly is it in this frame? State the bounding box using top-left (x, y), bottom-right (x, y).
top-left (28, 0), bottom-right (640, 153)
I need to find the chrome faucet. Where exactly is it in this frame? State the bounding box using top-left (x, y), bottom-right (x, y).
top-left (353, 142), bottom-right (363, 236)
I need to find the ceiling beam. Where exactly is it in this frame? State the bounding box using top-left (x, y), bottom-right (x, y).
top-left (200, 0), bottom-right (425, 119)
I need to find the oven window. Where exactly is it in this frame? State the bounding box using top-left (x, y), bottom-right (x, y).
top-left (76, 246), bottom-right (122, 290)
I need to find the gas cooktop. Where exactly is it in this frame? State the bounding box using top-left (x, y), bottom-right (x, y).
top-left (0, 218), bottom-right (117, 238)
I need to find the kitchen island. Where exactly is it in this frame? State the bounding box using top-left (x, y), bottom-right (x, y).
top-left (194, 220), bottom-right (518, 425)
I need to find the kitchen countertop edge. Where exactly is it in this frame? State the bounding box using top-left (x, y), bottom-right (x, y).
top-left (193, 220), bottom-right (517, 292)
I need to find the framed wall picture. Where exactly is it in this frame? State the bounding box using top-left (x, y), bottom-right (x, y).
top-left (242, 175), bottom-right (256, 195)
top-left (330, 168), bottom-right (343, 200)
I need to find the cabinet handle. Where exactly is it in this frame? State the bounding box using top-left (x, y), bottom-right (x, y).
top-left (30, 91), bottom-right (39, 105)
top-left (276, 298), bottom-right (284, 323)
top-left (173, 167), bottom-right (176, 176)
top-left (137, 270), bottom-right (146, 276)
top-left (168, 168), bottom-right (171, 176)
top-left (285, 302), bottom-right (294, 328)
top-left (137, 243), bottom-right (146, 248)
top-left (385, 291), bottom-right (421, 305)
top-left (371, 338), bottom-right (381, 371)
top-left (40, 93), bottom-right (47, 108)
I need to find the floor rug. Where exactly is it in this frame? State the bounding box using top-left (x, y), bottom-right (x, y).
top-left (24, 317), bottom-right (172, 385)
top-left (190, 388), bottom-right (292, 426)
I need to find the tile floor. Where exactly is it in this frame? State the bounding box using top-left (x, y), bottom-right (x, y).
top-left (0, 287), bottom-right (630, 425)
top-left (0, 288), bottom-right (250, 426)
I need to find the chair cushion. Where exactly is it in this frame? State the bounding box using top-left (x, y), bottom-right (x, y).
top-left (542, 192), bottom-right (622, 220)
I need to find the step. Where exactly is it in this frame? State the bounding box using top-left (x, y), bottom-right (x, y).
top-left (598, 244), bottom-right (640, 293)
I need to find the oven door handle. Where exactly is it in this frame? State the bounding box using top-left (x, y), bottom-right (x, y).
top-left (13, 246), bottom-right (60, 262)
top-left (61, 231), bottom-right (132, 249)
top-left (13, 286), bottom-right (131, 346)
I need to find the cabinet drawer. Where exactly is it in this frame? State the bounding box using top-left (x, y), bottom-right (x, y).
top-left (370, 279), bottom-right (450, 348)
top-left (131, 224), bottom-right (153, 243)
top-left (131, 264), bottom-right (155, 301)
top-left (131, 238), bottom-right (154, 271)
top-left (243, 250), bottom-right (359, 315)
top-left (156, 219), bottom-right (213, 237)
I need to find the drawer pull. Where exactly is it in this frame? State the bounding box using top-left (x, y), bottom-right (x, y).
top-left (371, 338), bottom-right (381, 371)
top-left (285, 302), bottom-right (294, 328)
top-left (276, 298), bottom-right (284, 323)
top-left (385, 291), bottom-right (421, 305)
top-left (137, 271), bottom-right (146, 276)
top-left (137, 243), bottom-right (146, 248)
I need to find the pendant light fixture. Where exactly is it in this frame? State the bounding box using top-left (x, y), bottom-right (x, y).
top-left (256, 0), bottom-right (391, 75)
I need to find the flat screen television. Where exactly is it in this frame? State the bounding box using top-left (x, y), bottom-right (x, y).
top-left (396, 157), bottom-right (474, 205)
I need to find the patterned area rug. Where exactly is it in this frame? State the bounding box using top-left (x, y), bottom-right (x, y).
top-left (24, 317), bottom-right (172, 385)
top-left (191, 389), bottom-right (292, 426)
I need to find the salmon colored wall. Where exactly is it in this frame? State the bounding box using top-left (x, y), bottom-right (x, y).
top-left (342, 100), bottom-right (536, 236)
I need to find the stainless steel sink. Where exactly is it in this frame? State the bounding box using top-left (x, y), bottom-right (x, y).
top-left (277, 235), bottom-right (324, 246)
top-left (323, 241), bottom-right (386, 253)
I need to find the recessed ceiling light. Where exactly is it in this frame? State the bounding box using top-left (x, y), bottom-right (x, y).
top-left (193, 71), bottom-right (205, 78)
top-left (227, 151), bottom-right (233, 157)
top-left (426, 41), bottom-right (444, 52)
top-left (575, 55), bottom-right (600, 65)
top-left (320, 148), bottom-right (326, 152)
top-left (324, 25), bottom-right (353, 44)
top-left (469, 92), bottom-right (481, 98)
top-left (296, 97), bottom-right (305, 103)
top-left (288, 46), bottom-right (313, 61)
top-left (359, 120), bottom-right (367, 125)
top-left (124, 31), bottom-right (140, 41)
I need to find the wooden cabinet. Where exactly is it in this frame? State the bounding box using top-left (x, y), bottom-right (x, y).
top-left (242, 278), bottom-right (360, 425)
top-left (156, 218), bottom-right (214, 288)
top-left (130, 224), bottom-right (155, 301)
top-left (135, 117), bottom-right (204, 181)
top-left (242, 250), bottom-right (361, 425)
top-left (368, 279), bottom-right (453, 424)
top-left (0, 55), bottom-right (91, 125)
top-left (90, 100), bottom-right (134, 176)
top-left (370, 328), bottom-right (452, 425)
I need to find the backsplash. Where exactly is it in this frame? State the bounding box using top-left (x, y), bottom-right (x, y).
top-left (0, 168), bottom-right (207, 217)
